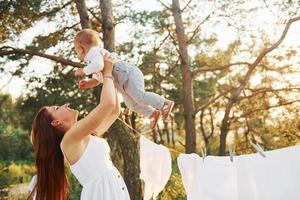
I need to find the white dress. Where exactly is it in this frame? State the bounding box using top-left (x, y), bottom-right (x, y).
top-left (66, 135), bottom-right (131, 200)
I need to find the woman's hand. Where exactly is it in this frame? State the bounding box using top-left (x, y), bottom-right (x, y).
top-left (102, 60), bottom-right (114, 76)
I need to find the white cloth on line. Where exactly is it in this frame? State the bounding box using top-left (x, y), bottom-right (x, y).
top-left (27, 174), bottom-right (37, 192)
top-left (139, 135), bottom-right (172, 200)
top-left (27, 174), bottom-right (37, 199)
top-left (237, 145), bottom-right (300, 200)
top-left (177, 145), bottom-right (300, 200)
top-left (178, 154), bottom-right (238, 200)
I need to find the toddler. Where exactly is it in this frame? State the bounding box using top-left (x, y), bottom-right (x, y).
top-left (74, 29), bottom-right (174, 129)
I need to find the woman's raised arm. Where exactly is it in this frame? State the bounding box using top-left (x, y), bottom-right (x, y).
top-left (94, 90), bottom-right (121, 136)
top-left (63, 60), bottom-right (116, 142)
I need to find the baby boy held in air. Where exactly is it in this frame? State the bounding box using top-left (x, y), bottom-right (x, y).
top-left (73, 29), bottom-right (174, 129)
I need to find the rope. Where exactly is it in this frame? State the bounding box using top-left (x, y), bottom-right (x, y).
top-left (116, 116), bottom-right (184, 154)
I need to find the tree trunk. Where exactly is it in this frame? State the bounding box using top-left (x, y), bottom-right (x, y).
top-left (130, 112), bottom-right (137, 131)
top-left (171, 0), bottom-right (196, 153)
top-left (152, 129), bottom-right (158, 143)
top-left (99, 0), bottom-right (142, 199)
top-left (171, 116), bottom-right (175, 146)
top-left (107, 121), bottom-right (142, 200)
top-left (164, 121), bottom-right (170, 144)
top-left (219, 100), bottom-right (233, 155)
top-left (157, 124), bottom-right (165, 144)
top-left (74, 0), bottom-right (91, 29)
top-left (100, 0), bottom-right (115, 51)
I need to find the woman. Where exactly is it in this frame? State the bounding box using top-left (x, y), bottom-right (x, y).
top-left (29, 59), bottom-right (131, 200)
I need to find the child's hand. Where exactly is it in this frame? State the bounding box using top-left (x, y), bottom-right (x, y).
top-left (79, 79), bottom-right (101, 89)
top-left (79, 80), bottom-right (89, 89)
top-left (75, 68), bottom-right (85, 77)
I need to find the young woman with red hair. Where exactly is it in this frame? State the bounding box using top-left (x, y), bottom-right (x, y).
top-left (29, 59), bottom-right (130, 200)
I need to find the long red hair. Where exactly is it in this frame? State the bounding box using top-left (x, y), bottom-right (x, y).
top-left (29, 107), bottom-right (69, 200)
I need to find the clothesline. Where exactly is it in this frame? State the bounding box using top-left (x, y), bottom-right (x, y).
top-left (117, 117), bottom-right (184, 155)
top-left (116, 116), bottom-right (267, 158)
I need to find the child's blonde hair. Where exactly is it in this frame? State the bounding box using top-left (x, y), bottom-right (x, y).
top-left (74, 29), bottom-right (100, 47)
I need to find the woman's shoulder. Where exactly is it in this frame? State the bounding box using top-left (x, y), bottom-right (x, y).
top-left (60, 135), bottom-right (91, 165)
top-left (61, 134), bottom-right (90, 149)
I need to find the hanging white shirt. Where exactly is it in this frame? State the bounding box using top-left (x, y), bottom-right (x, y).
top-left (178, 154), bottom-right (238, 200)
top-left (139, 136), bottom-right (172, 200)
top-left (177, 153), bottom-right (204, 200)
top-left (27, 175), bottom-right (37, 199)
top-left (237, 145), bottom-right (300, 200)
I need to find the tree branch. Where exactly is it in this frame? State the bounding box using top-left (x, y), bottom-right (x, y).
top-left (260, 63), bottom-right (292, 72)
top-left (232, 16), bottom-right (300, 100)
top-left (158, 0), bottom-right (171, 10)
top-left (187, 11), bottom-right (214, 44)
top-left (37, 0), bottom-right (73, 18)
top-left (159, 56), bottom-right (180, 80)
top-left (0, 76), bottom-right (13, 91)
top-left (195, 87), bottom-right (232, 113)
top-left (233, 100), bottom-right (300, 121)
top-left (237, 87), bottom-right (300, 101)
top-left (166, 26), bottom-right (181, 54)
top-left (199, 110), bottom-right (207, 143)
top-left (192, 62), bottom-right (251, 75)
top-left (181, 0), bottom-right (192, 12)
top-left (0, 46), bottom-right (84, 68)
top-left (88, 8), bottom-right (102, 24)
top-left (208, 107), bottom-right (214, 138)
top-left (154, 33), bottom-right (170, 51)
top-left (219, 14), bottom-right (300, 154)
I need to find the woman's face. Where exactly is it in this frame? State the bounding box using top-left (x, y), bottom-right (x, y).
top-left (47, 104), bottom-right (78, 131)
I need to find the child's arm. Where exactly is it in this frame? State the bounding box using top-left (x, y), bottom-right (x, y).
top-left (75, 68), bottom-right (85, 77)
top-left (92, 72), bottom-right (103, 84)
top-left (79, 79), bottom-right (101, 89)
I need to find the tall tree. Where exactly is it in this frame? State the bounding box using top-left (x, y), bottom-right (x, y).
top-left (171, 0), bottom-right (196, 153)
top-left (218, 16), bottom-right (300, 155)
top-left (75, 0), bottom-right (91, 29)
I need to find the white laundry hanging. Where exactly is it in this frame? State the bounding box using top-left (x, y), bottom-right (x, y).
top-left (139, 136), bottom-right (172, 200)
top-left (178, 154), bottom-right (238, 200)
top-left (177, 145), bottom-right (300, 200)
top-left (237, 145), bottom-right (300, 200)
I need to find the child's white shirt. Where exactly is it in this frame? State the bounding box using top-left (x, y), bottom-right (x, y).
top-left (83, 46), bottom-right (106, 75)
top-left (83, 46), bottom-right (117, 81)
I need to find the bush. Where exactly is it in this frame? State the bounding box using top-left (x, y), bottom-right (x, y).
top-left (157, 158), bottom-right (186, 200)
top-left (0, 162), bottom-right (35, 188)
top-left (0, 127), bottom-right (34, 162)
top-left (68, 173), bottom-right (82, 199)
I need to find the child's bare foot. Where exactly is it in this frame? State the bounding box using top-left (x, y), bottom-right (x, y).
top-left (161, 100), bottom-right (174, 120)
top-left (150, 110), bottom-right (161, 129)
top-left (79, 79), bottom-right (101, 89)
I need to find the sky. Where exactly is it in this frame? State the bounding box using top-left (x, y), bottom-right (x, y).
top-left (0, 0), bottom-right (300, 100)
